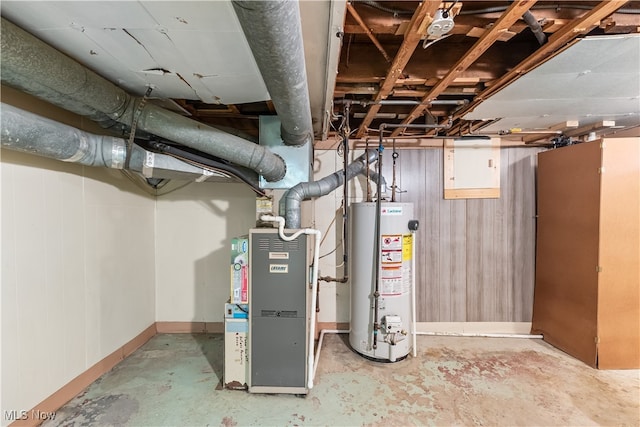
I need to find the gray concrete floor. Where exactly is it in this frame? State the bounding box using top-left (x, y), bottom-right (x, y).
top-left (46, 333), bottom-right (639, 426)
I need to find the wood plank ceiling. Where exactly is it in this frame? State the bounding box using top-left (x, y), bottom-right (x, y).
top-left (182, 1), bottom-right (638, 145)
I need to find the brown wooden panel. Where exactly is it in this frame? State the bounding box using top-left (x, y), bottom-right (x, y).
top-left (532, 142), bottom-right (602, 368)
top-left (393, 147), bottom-right (538, 322)
top-left (395, 150), bottom-right (431, 321)
top-left (438, 197), bottom-right (467, 321)
top-left (496, 149), bottom-right (512, 321)
top-left (419, 150), bottom-right (442, 321)
top-left (597, 138), bottom-right (640, 369)
top-left (507, 147), bottom-right (542, 321)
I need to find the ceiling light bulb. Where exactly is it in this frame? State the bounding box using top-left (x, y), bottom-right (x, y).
top-left (427, 9), bottom-right (455, 37)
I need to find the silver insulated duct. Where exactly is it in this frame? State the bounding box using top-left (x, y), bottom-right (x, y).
top-left (0, 17), bottom-right (286, 182)
top-left (0, 103), bottom-right (254, 183)
top-left (1, 103), bottom-right (127, 169)
top-left (232, 0), bottom-right (313, 147)
top-left (281, 150), bottom-right (384, 228)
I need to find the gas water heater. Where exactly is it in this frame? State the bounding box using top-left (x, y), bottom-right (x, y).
top-left (350, 202), bottom-right (415, 362)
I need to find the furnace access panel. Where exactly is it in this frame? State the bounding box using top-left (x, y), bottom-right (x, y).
top-left (248, 229), bottom-right (309, 394)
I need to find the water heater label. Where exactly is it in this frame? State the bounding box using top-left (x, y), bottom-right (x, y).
top-left (382, 250), bottom-right (402, 264)
top-left (269, 264), bottom-right (289, 273)
top-left (381, 235), bottom-right (402, 250)
top-left (402, 235), bottom-right (412, 261)
top-left (381, 206), bottom-right (403, 215)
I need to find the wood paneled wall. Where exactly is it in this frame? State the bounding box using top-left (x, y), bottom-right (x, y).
top-left (387, 147), bottom-right (544, 322)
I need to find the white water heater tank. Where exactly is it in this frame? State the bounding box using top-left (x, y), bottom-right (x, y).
top-left (349, 202), bottom-right (414, 362)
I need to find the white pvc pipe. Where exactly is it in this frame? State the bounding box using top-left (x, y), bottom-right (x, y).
top-left (411, 230), bottom-right (417, 358)
top-left (416, 331), bottom-right (543, 339)
top-left (260, 215), bottom-right (322, 389)
top-left (313, 329), bottom-right (349, 380)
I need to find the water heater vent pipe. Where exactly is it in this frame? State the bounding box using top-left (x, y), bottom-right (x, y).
top-left (259, 214), bottom-right (321, 390)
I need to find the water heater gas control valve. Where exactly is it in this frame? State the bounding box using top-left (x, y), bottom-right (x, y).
top-left (382, 315), bottom-right (403, 334)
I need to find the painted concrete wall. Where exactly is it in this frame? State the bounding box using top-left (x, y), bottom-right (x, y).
top-left (313, 148), bottom-right (374, 324)
top-left (151, 148), bottom-right (372, 324)
top-left (1, 150), bottom-right (156, 425)
top-left (154, 182), bottom-right (256, 322)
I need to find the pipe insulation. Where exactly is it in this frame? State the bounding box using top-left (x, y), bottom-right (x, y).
top-left (0, 103), bottom-right (246, 184)
top-left (0, 17), bottom-right (286, 182)
top-left (232, 0), bottom-right (313, 147)
top-left (1, 103), bottom-right (126, 169)
top-left (281, 149), bottom-right (383, 228)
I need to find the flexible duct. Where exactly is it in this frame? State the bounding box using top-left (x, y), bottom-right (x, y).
top-left (281, 149), bottom-right (383, 228)
top-left (232, 0), bottom-right (313, 146)
top-left (522, 10), bottom-right (547, 45)
top-left (0, 17), bottom-right (286, 182)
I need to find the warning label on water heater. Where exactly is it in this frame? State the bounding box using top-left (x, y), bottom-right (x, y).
top-left (381, 234), bottom-right (403, 265)
top-left (402, 234), bottom-right (412, 261)
top-left (380, 234), bottom-right (411, 296)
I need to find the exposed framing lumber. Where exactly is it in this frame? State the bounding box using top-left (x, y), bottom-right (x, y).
top-left (346, 3), bottom-right (392, 63)
top-left (390, 0), bottom-right (538, 137)
top-left (450, 0), bottom-right (631, 130)
top-left (354, 0), bottom-right (441, 138)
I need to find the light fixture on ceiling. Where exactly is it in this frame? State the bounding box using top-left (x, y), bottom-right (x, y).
top-left (427, 9), bottom-right (455, 38)
top-left (424, 1), bottom-right (458, 49)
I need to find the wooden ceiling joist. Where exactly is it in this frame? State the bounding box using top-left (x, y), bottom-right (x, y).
top-left (390, 0), bottom-right (539, 137)
top-left (354, 0), bottom-right (441, 138)
top-left (346, 3), bottom-right (392, 63)
top-left (451, 0), bottom-right (631, 127)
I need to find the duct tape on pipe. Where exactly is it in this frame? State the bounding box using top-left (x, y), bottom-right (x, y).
top-left (111, 138), bottom-right (126, 169)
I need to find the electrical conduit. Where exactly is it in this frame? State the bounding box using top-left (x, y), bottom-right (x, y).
top-left (259, 215), bottom-right (321, 390)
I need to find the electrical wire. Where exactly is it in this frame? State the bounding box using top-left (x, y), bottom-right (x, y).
top-left (147, 141), bottom-right (267, 197)
top-left (319, 243), bottom-right (342, 260)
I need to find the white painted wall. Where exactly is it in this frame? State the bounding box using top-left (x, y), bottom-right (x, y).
top-left (313, 148), bottom-right (374, 324)
top-left (153, 149), bottom-right (359, 324)
top-left (155, 182), bottom-right (256, 322)
top-left (1, 150), bottom-right (156, 425)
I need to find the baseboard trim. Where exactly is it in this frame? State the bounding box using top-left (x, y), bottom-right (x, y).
top-left (417, 322), bottom-right (533, 335)
top-left (155, 321), bottom-right (223, 333)
top-left (317, 322), bottom-right (350, 331)
top-left (10, 323), bottom-right (157, 427)
top-left (315, 322), bottom-right (532, 335)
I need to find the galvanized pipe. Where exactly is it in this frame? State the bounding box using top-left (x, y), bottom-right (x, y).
top-left (1, 103), bottom-right (127, 168)
top-left (281, 149), bottom-right (382, 228)
top-left (0, 103), bottom-right (236, 182)
top-left (232, 0), bottom-right (313, 146)
top-left (0, 17), bottom-right (286, 182)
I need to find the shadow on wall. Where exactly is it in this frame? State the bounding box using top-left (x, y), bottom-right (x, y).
top-left (188, 183), bottom-right (256, 373)
top-left (1, 148), bottom-right (153, 199)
